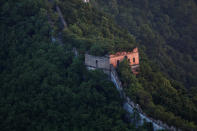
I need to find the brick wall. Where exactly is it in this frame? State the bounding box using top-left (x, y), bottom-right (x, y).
top-left (109, 47), bottom-right (139, 67)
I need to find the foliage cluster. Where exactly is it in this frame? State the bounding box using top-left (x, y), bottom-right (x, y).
top-left (52, 0), bottom-right (137, 56)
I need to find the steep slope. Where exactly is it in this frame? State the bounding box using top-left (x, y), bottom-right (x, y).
top-left (51, 0), bottom-right (197, 130)
top-left (0, 0), bottom-right (153, 130)
top-left (53, 0), bottom-right (197, 130)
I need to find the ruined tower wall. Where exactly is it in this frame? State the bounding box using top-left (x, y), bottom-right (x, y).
top-left (127, 51), bottom-right (139, 66)
top-left (109, 48), bottom-right (139, 67)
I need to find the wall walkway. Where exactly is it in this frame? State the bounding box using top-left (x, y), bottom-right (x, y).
top-left (88, 64), bottom-right (178, 131)
top-left (56, 6), bottom-right (68, 29)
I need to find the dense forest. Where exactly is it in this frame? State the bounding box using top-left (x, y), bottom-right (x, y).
top-left (0, 0), bottom-right (153, 130)
top-left (1, 0), bottom-right (197, 130)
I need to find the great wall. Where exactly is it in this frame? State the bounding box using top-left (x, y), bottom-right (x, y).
top-left (47, 0), bottom-right (180, 130)
top-left (85, 54), bottom-right (178, 131)
top-left (85, 47), bottom-right (140, 74)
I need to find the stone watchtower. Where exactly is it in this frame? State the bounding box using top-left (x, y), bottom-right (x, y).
top-left (85, 47), bottom-right (140, 74)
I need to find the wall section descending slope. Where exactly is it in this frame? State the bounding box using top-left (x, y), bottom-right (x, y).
top-left (86, 64), bottom-right (178, 131)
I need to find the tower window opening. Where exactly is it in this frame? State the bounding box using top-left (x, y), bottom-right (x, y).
top-left (133, 58), bottom-right (135, 63)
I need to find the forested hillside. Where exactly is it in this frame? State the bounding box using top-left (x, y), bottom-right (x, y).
top-left (55, 0), bottom-right (197, 130)
top-left (0, 0), bottom-right (152, 130)
top-left (1, 0), bottom-right (197, 130)
top-left (52, 0), bottom-right (138, 56)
